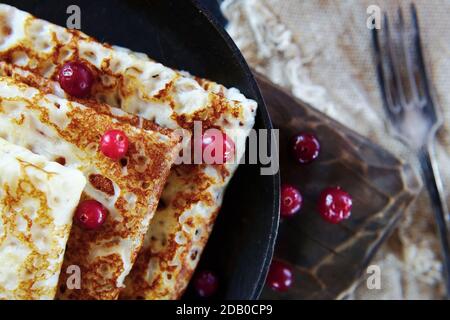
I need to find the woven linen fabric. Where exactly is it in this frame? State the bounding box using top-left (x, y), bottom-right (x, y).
top-left (222, 0), bottom-right (450, 299)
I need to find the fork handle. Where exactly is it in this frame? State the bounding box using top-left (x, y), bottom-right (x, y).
top-left (418, 145), bottom-right (450, 299)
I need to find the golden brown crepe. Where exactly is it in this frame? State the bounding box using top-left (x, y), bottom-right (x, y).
top-left (0, 138), bottom-right (86, 300)
top-left (0, 76), bottom-right (181, 299)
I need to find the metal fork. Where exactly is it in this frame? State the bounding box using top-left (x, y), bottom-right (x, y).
top-left (373, 4), bottom-right (450, 299)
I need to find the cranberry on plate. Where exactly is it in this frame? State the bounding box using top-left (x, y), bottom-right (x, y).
top-left (100, 129), bottom-right (129, 160)
top-left (193, 270), bottom-right (219, 298)
top-left (200, 130), bottom-right (235, 164)
top-left (75, 200), bottom-right (108, 230)
top-left (291, 132), bottom-right (320, 164)
top-left (318, 186), bottom-right (352, 224)
top-left (266, 259), bottom-right (293, 292)
top-left (280, 184), bottom-right (302, 219)
top-left (58, 61), bottom-right (94, 98)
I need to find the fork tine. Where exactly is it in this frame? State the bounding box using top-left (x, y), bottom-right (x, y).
top-left (410, 3), bottom-right (432, 107)
top-left (396, 7), bottom-right (415, 107)
top-left (372, 22), bottom-right (389, 114)
top-left (397, 7), bottom-right (417, 105)
top-left (372, 21), bottom-right (389, 111)
top-left (385, 10), bottom-right (409, 111)
top-left (373, 13), bottom-right (402, 119)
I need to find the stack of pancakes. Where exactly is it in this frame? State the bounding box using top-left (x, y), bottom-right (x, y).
top-left (0, 3), bottom-right (257, 300)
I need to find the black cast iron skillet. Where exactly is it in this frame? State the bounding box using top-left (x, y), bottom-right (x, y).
top-left (4, 0), bottom-right (280, 299)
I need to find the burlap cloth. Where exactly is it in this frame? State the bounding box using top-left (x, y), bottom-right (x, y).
top-left (221, 0), bottom-right (450, 299)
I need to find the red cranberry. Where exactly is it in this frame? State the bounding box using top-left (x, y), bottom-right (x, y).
top-left (318, 187), bottom-right (352, 224)
top-left (75, 200), bottom-right (108, 230)
top-left (100, 129), bottom-right (129, 160)
top-left (58, 61), bottom-right (94, 98)
top-left (201, 130), bottom-right (235, 164)
top-left (280, 184), bottom-right (302, 218)
top-left (193, 270), bottom-right (219, 298)
top-left (291, 132), bottom-right (320, 164)
top-left (266, 260), bottom-right (293, 292)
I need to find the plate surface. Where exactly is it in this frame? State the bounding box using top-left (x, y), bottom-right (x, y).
top-left (255, 75), bottom-right (420, 300)
top-left (4, 0), bottom-right (280, 299)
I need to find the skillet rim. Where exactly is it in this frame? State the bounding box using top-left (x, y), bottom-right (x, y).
top-left (190, 0), bottom-right (280, 299)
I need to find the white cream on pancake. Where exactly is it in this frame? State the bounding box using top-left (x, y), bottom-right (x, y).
top-left (0, 138), bottom-right (86, 300)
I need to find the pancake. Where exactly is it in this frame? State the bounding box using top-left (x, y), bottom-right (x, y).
top-left (0, 4), bottom-right (258, 299)
top-left (0, 61), bottom-right (177, 136)
top-left (0, 76), bottom-right (181, 299)
top-left (0, 138), bottom-right (86, 300)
